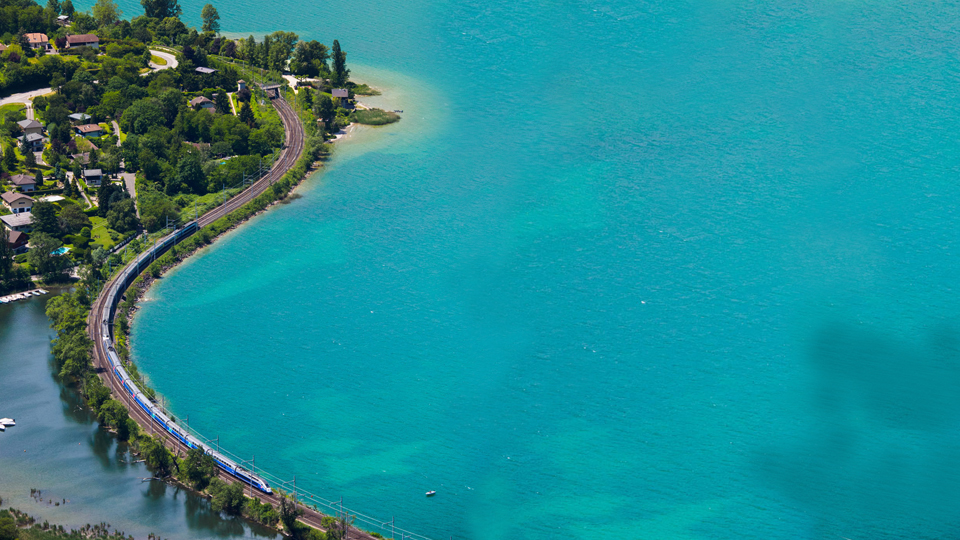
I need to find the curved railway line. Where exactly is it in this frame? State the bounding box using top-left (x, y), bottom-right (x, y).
top-left (85, 98), bottom-right (394, 540)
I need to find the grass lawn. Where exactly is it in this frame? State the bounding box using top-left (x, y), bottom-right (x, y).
top-left (150, 54), bottom-right (167, 65)
top-left (0, 103), bottom-right (26, 121)
top-left (89, 216), bottom-right (116, 249)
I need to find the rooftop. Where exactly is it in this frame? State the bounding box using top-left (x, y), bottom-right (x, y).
top-left (17, 119), bottom-right (41, 129)
top-left (21, 133), bottom-right (44, 142)
top-left (76, 124), bottom-right (103, 133)
top-left (24, 33), bottom-right (48, 44)
top-left (195, 67), bottom-right (217, 74)
top-left (0, 213), bottom-right (32, 228)
top-left (66, 34), bottom-right (99, 44)
top-left (2, 191), bottom-right (34, 204)
top-left (7, 230), bottom-right (26, 245)
top-left (332, 88), bottom-right (349, 98)
top-left (189, 96), bottom-right (213, 106)
top-left (83, 169), bottom-right (103, 177)
top-left (68, 113), bottom-right (92, 121)
top-left (10, 174), bottom-right (36, 186)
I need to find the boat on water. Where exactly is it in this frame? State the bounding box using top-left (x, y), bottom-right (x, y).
top-left (0, 418), bottom-right (15, 426)
top-left (425, 491), bottom-right (436, 497)
top-left (0, 424), bottom-right (4, 431)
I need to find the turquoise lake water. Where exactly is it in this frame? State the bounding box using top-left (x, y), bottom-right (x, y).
top-left (111, 0), bottom-right (960, 537)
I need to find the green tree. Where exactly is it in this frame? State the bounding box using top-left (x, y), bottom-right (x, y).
top-left (331, 39), bottom-right (348, 86)
top-left (239, 100), bottom-right (254, 126)
top-left (180, 447), bottom-right (217, 490)
top-left (215, 91), bottom-right (230, 114)
top-left (279, 496), bottom-right (303, 535)
top-left (47, 0), bottom-right (61, 14)
top-left (34, 169), bottom-right (44, 188)
top-left (58, 203), bottom-right (91, 234)
top-left (61, 0), bottom-right (75, 17)
top-left (107, 198), bottom-right (139, 233)
top-left (290, 40), bottom-right (328, 77)
top-left (27, 232), bottom-right (68, 280)
top-left (30, 201), bottom-right (61, 236)
top-left (266, 31), bottom-right (298, 72)
top-left (98, 399), bottom-right (131, 440)
top-left (0, 229), bottom-right (12, 282)
top-left (0, 511), bottom-right (16, 540)
top-left (315, 94), bottom-right (334, 127)
top-left (200, 3), bottom-right (219, 34)
top-left (24, 146), bottom-right (36, 167)
top-left (97, 182), bottom-right (126, 217)
top-left (141, 0), bottom-right (181, 19)
top-left (208, 478), bottom-right (245, 514)
top-left (140, 436), bottom-right (175, 477)
top-left (92, 0), bottom-right (122, 27)
top-left (176, 152), bottom-right (205, 194)
top-left (120, 99), bottom-right (165, 135)
top-left (3, 142), bottom-right (17, 171)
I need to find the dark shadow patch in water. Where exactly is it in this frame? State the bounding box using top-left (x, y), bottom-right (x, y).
top-left (757, 322), bottom-right (960, 536)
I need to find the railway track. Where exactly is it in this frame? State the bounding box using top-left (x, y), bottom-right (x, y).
top-left (84, 99), bottom-right (385, 539)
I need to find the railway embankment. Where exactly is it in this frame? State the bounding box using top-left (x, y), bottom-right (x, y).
top-left (80, 97), bottom-right (376, 539)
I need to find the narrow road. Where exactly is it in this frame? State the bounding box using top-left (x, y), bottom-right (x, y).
top-left (0, 87), bottom-right (52, 109)
top-left (148, 49), bottom-right (178, 71)
top-left (83, 99), bottom-right (390, 540)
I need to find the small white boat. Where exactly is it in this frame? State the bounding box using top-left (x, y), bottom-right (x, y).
top-left (0, 425), bottom-right (5, 432)
top-left (0, 418), bottom-right (15, 426)
top-left (32, 291), bottom-right (40, 296)
top-left (425, 491), bottom-right (436, 497)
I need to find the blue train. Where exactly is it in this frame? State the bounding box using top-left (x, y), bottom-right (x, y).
top-left (100, 221), bottom-right (273, 495)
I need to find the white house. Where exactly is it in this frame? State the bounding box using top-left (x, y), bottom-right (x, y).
top-left (2, 191), bottom-right (34, 214)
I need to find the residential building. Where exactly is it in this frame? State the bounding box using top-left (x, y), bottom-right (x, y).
top-left (76, 124), bottom-right (104, 138)
top-left (2, 191), bottom-right (34, 214)
top-left (68, 113), bottom-right (92, 124)
top-left (83, 169), bottom-right (103, 186)
top-left (6, 230), bottom-right (28, 254)
top-left (17, 119), bottom-right (43, 136)
top-left (189, 96), bottom-right (215, 112)
top-left (19, 133), bottom-right (45, 152)
top-left (195, 67), bottom-right (217, 74)
top-left (237, 79), bottom-right (246, 91)
top-left (66, 34), bottom-right (99, 49)
top-left (0, 212), bottom-right (33, 233)
top-left (9, 174), bottom-right (36, 193)
top-left (24, 33), bottom-right (50, 51)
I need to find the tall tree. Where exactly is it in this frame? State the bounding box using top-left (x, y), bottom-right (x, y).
top-left (176, 151), bottom-right (205, 194)
top-left (61, 0), bottom-right (74, 16)
top-left (0, 228), bottom-right (12, 282)
top-left (46, 0), bottom-right (61, 14)
top-left (92, 0), bottom-right (122, 27)
top-left (200, 3), bottom-right (219, 34)
top-left (141, 0), bottom-right (181, 19)
top-left (331, 39), bottom-right (349, 86)
top-left (315, 94), bottom-right (334, 126)
top-left (3, 142), bottom-right (17, 171)
top-left (239, 100), bottom-right (254, 126)
top-left (31, 201), bottom-right (61, 237)
top-left (215, 91), bottom-right (230, 114)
